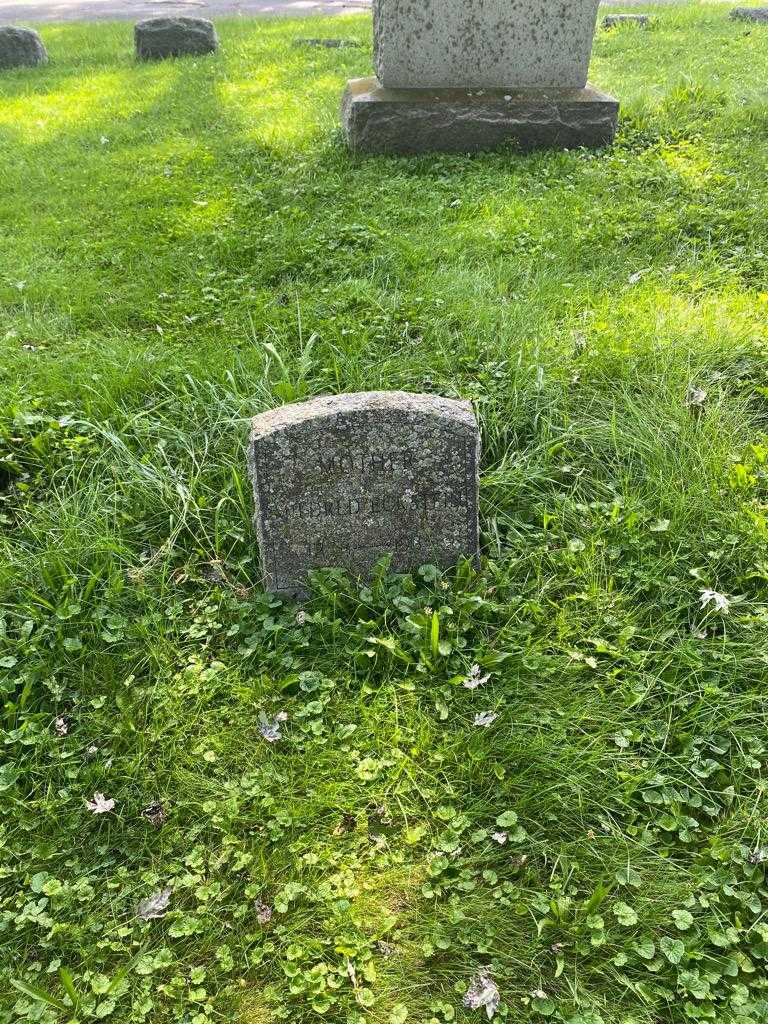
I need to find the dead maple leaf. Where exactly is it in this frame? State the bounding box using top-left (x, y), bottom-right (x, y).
top-left (473, 711), bottom-right (498, 728)
top-left (255, 899), bottom-right (273, 925)
top-left (141, 802), bottom-right (166, 827)
top-left (136, 887), bottom-right (172, 921)
top-left (463, 664), bottom-right (490, 690)
top-left (86, 792), bottom-right (115, 814)
top-left (464, 970), bottom-right (501, 1019)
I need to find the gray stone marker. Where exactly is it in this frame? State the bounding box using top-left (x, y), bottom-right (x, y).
top-left (342, 0), bottom-right (618, 154)
top-left (730, 7), bottom-right (768, 21)
top-left (602, 14), bottom-right (650, 29)
top-left (248, 392), bottom-right (480, 597)
top-left (293, 37), bottom-right (362, 48)
top-left (134, 17), bottom-right (218, 60)
top-left (0, 26), bottom-right (47, 69)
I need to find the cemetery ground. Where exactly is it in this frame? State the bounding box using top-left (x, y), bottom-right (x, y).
top-left (2, 4), bottom-right (768, 1023)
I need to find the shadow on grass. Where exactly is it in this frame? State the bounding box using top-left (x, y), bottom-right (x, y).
top-left (1, 9), bottom-right (767, 379)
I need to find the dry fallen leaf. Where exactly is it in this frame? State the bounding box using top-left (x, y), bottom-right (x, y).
top-left (628, 267), bottom-right (650, 285)
top-left (259, 711), bottom-right (288, 743)
top-left (141, 801), bottom-right (166, 827)
top-left (699, 589), bottom-right (730, 614)
top-left (464, 970), bottom-right (500, 1019)
top-left (463, 663), bottom-right (490, 690)
top-left (685, 385), bottom-right (708, 409)
top-left (255, 899), bottom-right (273, 925)
top-left (372, 804), bottom-right (392, 825)
top-left (333, 812), bottom-right (357, 836)
top-left (136, 887), bottom-right (172, 921)
top-left (346, 959), bottom-right (358, 989)
top-left (473, 711), bottom-right (498, 728)
top-left (86, 792), bottom-right (115, 814)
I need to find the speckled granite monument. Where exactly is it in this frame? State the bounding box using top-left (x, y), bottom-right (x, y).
top-left (248, 392), bottom-right (480, 597)
top-left (342, 0), bottom-right (618, 154)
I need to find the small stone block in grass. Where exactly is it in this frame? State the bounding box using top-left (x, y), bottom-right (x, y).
top-left (293, 38), bottom-right (362, 48)
top-left (0, 26), bottom-right (47, 69)
top-left (134, 17), bottom-right (218, 61)
top-left (730, 7), bottom-right (768, 21)
top-left (602, 14), bottom-right (650, 30)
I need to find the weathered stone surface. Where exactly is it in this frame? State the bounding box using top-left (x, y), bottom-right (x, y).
top-left (342, 78), bottom-right (619, 155)
top-left (730, 7), bottom-right (768, 21)
top-left (602, 14), bottom-right (650, 29)
top-left (248, 392), bottom-right (480, 597)
top-left (373, 0), bottom-right (601, 89)
top-left (134, 17), bottom-right (218, 60)
top-left (293, 37), bottom-right (362, 48)
top-left (0, 26), bottom-right (47, 69)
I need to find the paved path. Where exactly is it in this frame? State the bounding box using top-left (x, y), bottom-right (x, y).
top-left (1, 0), bottom-right (370, 23)
top-left (0, 0), bottom-right (712, 26)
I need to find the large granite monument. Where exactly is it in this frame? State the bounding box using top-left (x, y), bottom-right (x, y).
top-left (342, 0), bottom-right (618, 154)
top-left (248, 392), bottom-right (480, 597)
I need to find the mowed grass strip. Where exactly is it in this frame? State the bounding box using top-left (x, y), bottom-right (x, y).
top-left (1, 6), bottom-right (768, 1024)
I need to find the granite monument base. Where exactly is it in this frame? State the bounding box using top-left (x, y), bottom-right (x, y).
top-left (342, 77), bottom-right (619, 154)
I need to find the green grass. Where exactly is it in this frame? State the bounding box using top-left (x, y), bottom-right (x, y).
top-left (2, 5), bottom-right (768, 1023)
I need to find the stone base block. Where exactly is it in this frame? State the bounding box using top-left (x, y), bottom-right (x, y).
top-left (341, 77), bottom-right (619, 155)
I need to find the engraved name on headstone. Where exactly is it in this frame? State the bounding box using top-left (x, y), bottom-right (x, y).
top-left (248, 392), bottom-right (480, 596)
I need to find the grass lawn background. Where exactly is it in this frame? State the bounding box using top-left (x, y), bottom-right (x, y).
top-left (1, 6), bottom-right (768, 1023)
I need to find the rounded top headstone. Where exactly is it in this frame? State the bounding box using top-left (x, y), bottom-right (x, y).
top-left (0, 26), bottom-right (48, 70)
top-left (134, 17), bottom-right (219, 60)
top-left (248, 391), bottom-right (480, 596)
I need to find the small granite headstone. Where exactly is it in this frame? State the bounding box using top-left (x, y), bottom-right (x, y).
top-left (0, 26), bottom-right (47, 70)
top-left (248, 392), bottom-right (480, 597)
top-left (730, 7), bottom-right (768, 21)
top-left (342, 0), bottom-right (618, 154)
top-left (134, 17), bottom-right (218, 61)
top-left (602, 14), bottom-right (651, 29)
